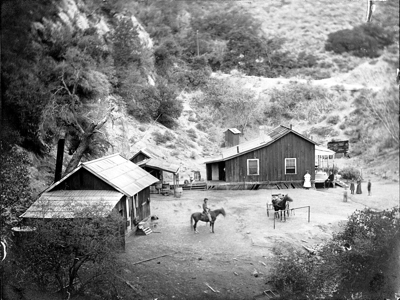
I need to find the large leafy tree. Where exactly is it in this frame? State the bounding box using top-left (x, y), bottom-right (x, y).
top-left (11, 203), bottom-right (124, 299)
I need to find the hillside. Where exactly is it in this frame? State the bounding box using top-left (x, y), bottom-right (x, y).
top-left (1, 0), bottom-right (398, 216)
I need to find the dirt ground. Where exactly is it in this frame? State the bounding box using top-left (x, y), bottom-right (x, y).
top-left (120, 180), bottom-right (399, 300)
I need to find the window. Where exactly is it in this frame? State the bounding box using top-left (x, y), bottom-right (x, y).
top-left (247, 159), bottom-right (259, 175)
top-left (285, 158), bottom-right (296, 174)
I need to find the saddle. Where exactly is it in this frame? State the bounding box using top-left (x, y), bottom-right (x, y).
top-left (201, 212), bottom-right (212, 222)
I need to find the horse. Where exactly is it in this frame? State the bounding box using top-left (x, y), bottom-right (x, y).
top-left (190, 208), bottom-right (226, 233)
top-left (272, 194), bottom-right (293, 221)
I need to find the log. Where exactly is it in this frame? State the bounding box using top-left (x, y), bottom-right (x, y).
top-left (131, 252), bottom-right (175, 265)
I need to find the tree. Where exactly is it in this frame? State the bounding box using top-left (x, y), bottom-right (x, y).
top-left (192, 78), bottom-right (265, 133)
top-left (0, 146), bottom-right (34, 239)
top-left (12, 202), bottom-right (125, 299)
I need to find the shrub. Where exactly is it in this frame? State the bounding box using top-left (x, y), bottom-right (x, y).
top-left (339, 123), bottom-right (346, 130)
top-left (339, 166), bottom-right (360, 180)
top-left (152, 130), bottom-right (175, 145)
top-left (195, 123), bottom-right (207, 132)
top-left (325, 23), bottom-right (393, 58)
top-left (326, 115), bottom-right (340, 125)
top-left (186, 128), bottom-right (197, 140)
top-left (271, 208), bottom-right (400, 299)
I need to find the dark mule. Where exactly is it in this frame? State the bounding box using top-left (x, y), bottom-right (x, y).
top-left (190, 208), bottom-right (226, 233)
top-left (272, 194), bottom-right (293, 221)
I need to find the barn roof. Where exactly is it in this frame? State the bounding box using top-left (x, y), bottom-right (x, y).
top-left (205, 125), bottom-right (316, 163)
top-left (20, 190), bottom-right (124, 219)
top-left (136, 158), bottom-right (180, 174)
top-left (225, 128), bottom-right (241, 134)
top-left (44, 154), bottom-right (159, 197)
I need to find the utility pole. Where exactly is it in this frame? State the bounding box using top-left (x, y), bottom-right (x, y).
top-left (196, 30), bottom-right (199, 57)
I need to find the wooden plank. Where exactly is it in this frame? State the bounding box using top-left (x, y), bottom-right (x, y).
top-left (131, 252), bottom-right (176, 265)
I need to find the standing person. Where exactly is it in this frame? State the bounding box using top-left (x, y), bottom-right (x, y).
top-left (202, 198), bottom-right (212, 223)
top-left (367, 179), bottom-right (371, 196)
top-left (303, 170), bottom-right (311, 190)
top-left (350, 180), bottom-right (355, 195)
top-left (356, 176), bottom-right (362, 194)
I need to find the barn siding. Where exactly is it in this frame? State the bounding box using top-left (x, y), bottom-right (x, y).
top-left (224, 132), bottom-right (315, 182)
top-left (53, 169), bottom-right (115, 191)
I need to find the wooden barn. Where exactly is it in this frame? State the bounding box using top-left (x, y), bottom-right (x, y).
top-left (205, 125), bottom-right (316, 189)
top-left (21, 154), bottom-right (159, 236)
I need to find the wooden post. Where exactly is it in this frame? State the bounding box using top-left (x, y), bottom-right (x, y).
top-left (308, 206), bottom-right (310, 223)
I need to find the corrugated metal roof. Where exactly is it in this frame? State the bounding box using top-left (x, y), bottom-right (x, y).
top-left (81, 154), bottom-right (159, 197)
top-left (43, 154), bottom-right (159, 197)
top-left (137, 158), bottom-right (180, 174)
top-left (20, 190), bottom-right (123, 219)
top-left (225, 128), bottom-right (241, 134)
top-left (205, 125), bottom-right (316, 163)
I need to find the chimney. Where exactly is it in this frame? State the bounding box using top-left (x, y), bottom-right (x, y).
top-left (54, 130), bottom-right (66, 182)
top-left (290, 124), bottom-right (292, 130)
top-left (237, 146), bottom-right (239, 154)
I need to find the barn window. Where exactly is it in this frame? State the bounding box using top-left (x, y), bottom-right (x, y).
top-left (285, 158), bottom-right (296, 174)
top-left (247, 159), bottom-right (259, 175)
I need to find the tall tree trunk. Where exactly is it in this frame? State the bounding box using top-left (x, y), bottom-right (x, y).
top-left (63, 107), bottom-right (114, 176)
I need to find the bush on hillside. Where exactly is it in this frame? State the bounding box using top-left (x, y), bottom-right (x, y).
top-left (326, 115), bottom-right (340, 125)
top-left (152, 130), bottom-right (175, 145)
top-left (186, 128), bottom-right (197, 140)
top-left (339, 166), bottom-right (360, 180)
top-left (271, 208), bottom-right (399, 299)
top-left (325, 23), bottom-right (393, 58)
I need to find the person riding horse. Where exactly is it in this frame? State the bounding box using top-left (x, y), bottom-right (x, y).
top-left (202, 198), bottom-right (212, 223)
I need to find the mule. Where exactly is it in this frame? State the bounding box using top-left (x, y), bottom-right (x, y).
top-left (190, 208), bottom-right (226, 233)
top-left (272, 194), bottom-right (293, 221)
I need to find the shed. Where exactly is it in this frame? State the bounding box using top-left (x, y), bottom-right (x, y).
top-left (224, 128), bottom-right (241, 147)
top-left (130, 147), bottom-right (160, 164)
top-left (21, 154), bottom-right (158, 235)
top-left (205, 125), bottom-right (316, 188)
top-left (327, 140), bottom-right (349, 158)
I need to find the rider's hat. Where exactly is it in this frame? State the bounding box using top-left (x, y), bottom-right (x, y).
top-left (204, 198), bottom-right (208, 201)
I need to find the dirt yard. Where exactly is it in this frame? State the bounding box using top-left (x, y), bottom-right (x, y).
top-left (120, 180), bottom-right (399, 300)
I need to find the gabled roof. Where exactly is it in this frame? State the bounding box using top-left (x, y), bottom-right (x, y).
top-left (205, 125), bottom-right (316, 163)
top-left (20, 190), bottom-right (124, 219)
top-left (45, 154), bottom-right (159, 197)
top-left (130, 147), bottom-right (160, 161)
top-left (137, 158), bottom-right (180, 174)
top-left (225, 128), bottom-right (241, 134)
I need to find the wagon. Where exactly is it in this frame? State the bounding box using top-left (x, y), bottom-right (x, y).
top-left (266, 193), bottom-right (290, 220)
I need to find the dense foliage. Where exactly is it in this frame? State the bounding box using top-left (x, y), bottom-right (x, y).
top-left (132, 0), bottom-right (307, 78)
top-left (271, 208), bottom-right (400, 299)
top-left (0, 147), bottom-right (34, 239)
top-left (325, 23), bottom-right (394, 58)
top-left (10, 205), bottom-right (124, 299)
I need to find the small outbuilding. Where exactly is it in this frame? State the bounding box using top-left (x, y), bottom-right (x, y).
top-left (130, 148), bottom-right (181, 195)
top-left (205, 125), bottom-right (316, 189)
top-left (21, 154), bottom-right (159, 236)
top-left (224, 128), bottom-right (241, 147)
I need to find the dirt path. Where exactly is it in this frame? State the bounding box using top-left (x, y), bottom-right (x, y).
top-left (120, 182), bottom-right (399, 299)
